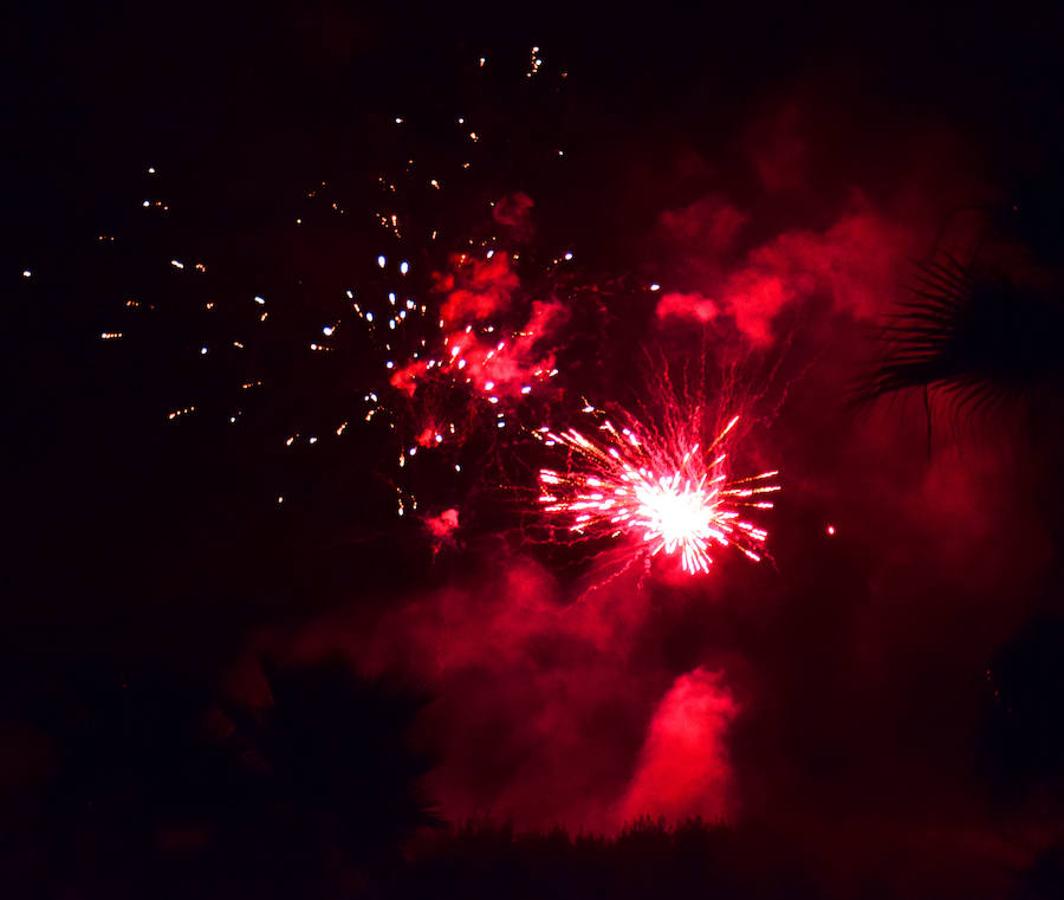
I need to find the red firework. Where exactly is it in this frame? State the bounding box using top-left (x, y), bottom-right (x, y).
top-left (537, 410), bottom-right (778, 574)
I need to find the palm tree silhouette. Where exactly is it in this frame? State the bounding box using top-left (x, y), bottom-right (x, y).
top-left (859, 197), bottom-right (1064, 439)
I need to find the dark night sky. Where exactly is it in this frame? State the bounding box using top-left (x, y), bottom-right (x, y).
top-left (6, 2), bottom-right (1064, 898)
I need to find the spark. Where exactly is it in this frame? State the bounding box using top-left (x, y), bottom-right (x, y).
top-left (537, 411), bottom-right (778, 574)
top-left (527, 46), bottom-right (543, 77)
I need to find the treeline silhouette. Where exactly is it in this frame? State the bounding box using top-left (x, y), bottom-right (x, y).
top-left (5, 655), bottom-right (1064, 898)
top-left (383, 817), bottom-right (819, 900)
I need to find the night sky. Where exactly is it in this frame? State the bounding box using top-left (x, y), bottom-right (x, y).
top-left (7, 2), bottom-right (1064, 898)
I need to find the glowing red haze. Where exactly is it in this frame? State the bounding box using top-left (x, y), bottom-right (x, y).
top-left (291, 556), bottom-right (742, 833)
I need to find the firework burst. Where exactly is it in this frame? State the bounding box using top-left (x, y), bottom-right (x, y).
top-left (536, 410), bottom-right (779, 574)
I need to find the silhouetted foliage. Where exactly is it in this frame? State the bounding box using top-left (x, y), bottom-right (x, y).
top-left (1, 658), bottom-right (434, 899)
top-left (860, 251), bottom-right (1064, 420)
top-left (1014, 845), bottom-right (1064, 900)
top-left (982, 615), bottom-right (1064, 804)
top-left (381, 818), bottom-right (820, 900)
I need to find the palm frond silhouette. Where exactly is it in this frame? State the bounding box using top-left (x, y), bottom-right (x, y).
top-left (859, 215), bottom-right (1064, 425)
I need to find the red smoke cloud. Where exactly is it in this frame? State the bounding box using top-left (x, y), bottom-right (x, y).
top-left (658, 195), bottom-right (749, 260)
top-left (287, 555), bottom-right (741, 833)
top-left (492, 191), bottom-right (535, 241)
top-left (648, 102), bottom-right (963, 351)
top-left (657, 200), bottom-right (912, 345)
top-left (390, 248), bottom-right (567, 403)
top-left (422, 508), bottom-right (460, 553)
top-left (655, 290), bottom-right (718, 323)
top-left (617, 667), bottom-right (737, 824)
top-left (436, 253), bottom-right (521, 327)
top-left (746, 103), bottom-right (808, 193)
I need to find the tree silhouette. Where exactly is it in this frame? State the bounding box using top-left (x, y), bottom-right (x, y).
top-left (861, 255), bottom-right (1064, 422)
top-left (4, 657), bottom-right (433, 899)
top-left (859, 197), bottom-right (1064, 434)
